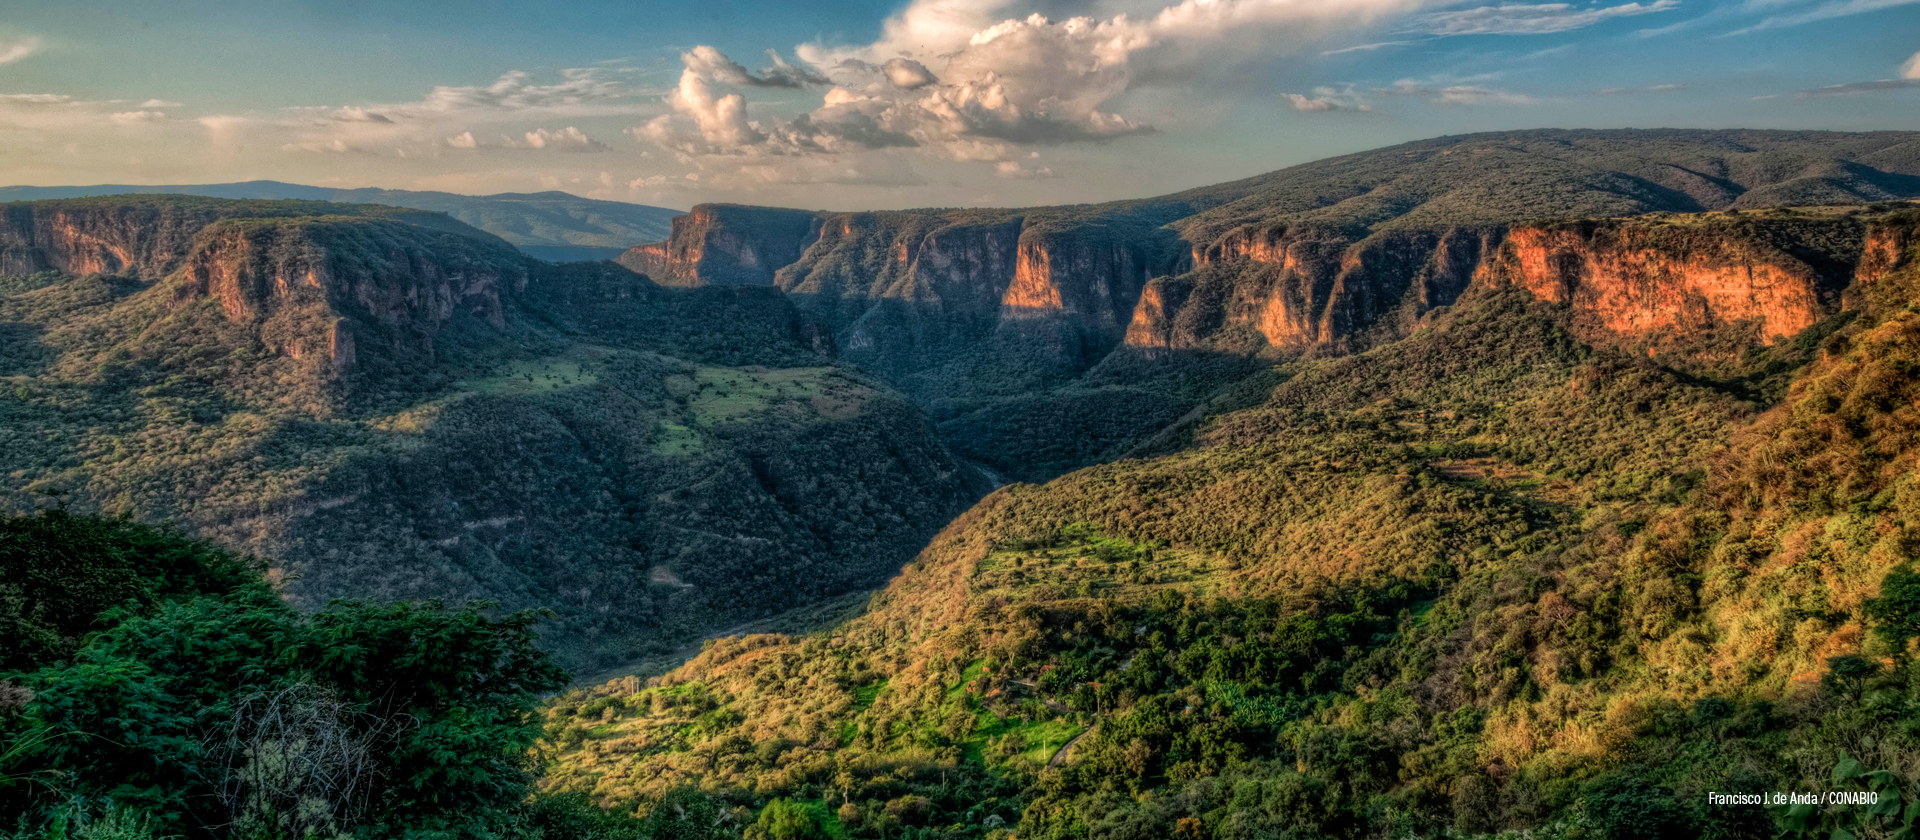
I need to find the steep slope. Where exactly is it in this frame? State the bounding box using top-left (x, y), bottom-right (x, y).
top-left (617, 129), bottom-right (1920, 481)
top-left (0, 196), bottom-right (980, 671)
top-left (542, 205), bottom-right (1920, 840)
top-left (0, 181), bottom-right (680, 261)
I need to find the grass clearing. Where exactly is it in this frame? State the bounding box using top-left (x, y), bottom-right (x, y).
top-left (459, 356), bottom-right (598, 395)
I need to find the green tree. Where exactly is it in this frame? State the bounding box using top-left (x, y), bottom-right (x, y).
top-left (745, 798), bottom-right (829, 840)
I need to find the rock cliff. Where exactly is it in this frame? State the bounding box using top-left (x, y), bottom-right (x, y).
top-left (170, 218), bottom-right (527, 372)
top-left (1481, 213), bottom-right (1867, 349)
top-left (621, 203), bottom-right (1184, 402)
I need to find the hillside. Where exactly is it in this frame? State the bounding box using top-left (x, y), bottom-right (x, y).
top-left (542, 202), bottom-right (1920, 840)
top-left (618, 129), bottom-right (1920, 481)
top-left (0, 181), bottom-right (680, 262)
top-left (0, 195), bottom-right (983, 671)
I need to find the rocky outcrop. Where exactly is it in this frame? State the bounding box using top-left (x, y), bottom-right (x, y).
top-left (1483, 216), bottom-right (1862, 345)
top-left (617, 205), bottom-right (820, 287)
top-left (620, 203), bottom-right (1181, 400)
top-left (1856, 211), bottom-right (1920, 287)
top-left (0, 201), bottom-right (228, 278)
top-left (1121, 224), bottom-right (1498, 353)
top-left (171, 219), bottom-right (526, 370)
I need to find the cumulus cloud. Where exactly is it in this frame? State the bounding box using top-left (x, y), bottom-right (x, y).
top-left (1905, 50), bottom-right (1920, 78)
top-left (510, 126), bottom-right (610, 151)
top-left (140, 99), bottom-right (183, 109)
top-left (0, 37), bottom-right (41, 65)
top-left (443, 126), bottom-right (612, 151)
top-left (882, 58), bottom-right (940, 89)
top-left (331, 106), bottom-right (393, 123)
top-left (635, 0), bottom-right (1438, 170)
top-left (109, 110), bottom-right (169, 124)
top-left (1409, 0), bottom-right (1680, 35)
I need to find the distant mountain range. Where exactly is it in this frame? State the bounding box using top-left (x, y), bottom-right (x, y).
top-left (0, 180), bottom-right (680, 262)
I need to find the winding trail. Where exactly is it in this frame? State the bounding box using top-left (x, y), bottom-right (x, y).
top-left (1047, 724), bottom-right (1096, 768)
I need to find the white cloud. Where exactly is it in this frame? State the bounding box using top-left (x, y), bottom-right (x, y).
top-left (446, 131), bottom-right (480, 148)
top-left (510, 126), bottom-right (610, 151)
top-left (1435, 85), bottom-right (1537, 105)
top-left (1322, 40), bottom-right (1419, 54)
top-left (0, 37), bottom-right (41, 65)
top-left (1283, 88), bottom-right (1374, 111)
top-left (995, 159), bottom-right (1054, 178)
top-left (638, 0), bottom-right (1434, 173)
top-left (140, 99), bottom-right (183, 109)
top-left (0, 93), bottom-right (72, 105)
top-left (1410, 0), bottom-right (1680, 35)
top-left (1728, 0), bottom-right (1919, 33)
top-left (1600, 83), bottom-right (1686, 94)
top-left (1786, 48), bottom-right (1920, 96)
top-left (110, 110), bottom-right (169, 124)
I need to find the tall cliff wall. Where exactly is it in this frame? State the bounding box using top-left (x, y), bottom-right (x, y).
top-left (1480, 214), bottom-right (1866, 349)
top-left (170, 218), bottom-right (528, 372)
top-left (620, 203), bottom-right (1184, 402)
top-left (617, 204), bottom-right (821, 287)
top-left (0, 201), bottom-right (228, 278)
top-left (1116, 224), bottom-right (1499, 356)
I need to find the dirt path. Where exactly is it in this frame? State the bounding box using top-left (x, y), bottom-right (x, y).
top-left (1047, 724), bottom-right (1096, 768)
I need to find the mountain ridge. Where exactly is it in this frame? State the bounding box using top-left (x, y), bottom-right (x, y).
top-left (616, 128), bottom-right (1920, 481)
top-left (0, 180), bottom-right (681, 261)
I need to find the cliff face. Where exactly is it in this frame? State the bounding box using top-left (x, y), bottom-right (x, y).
top-left (1120, 224), bottom-right (1497, 354)
top-left (171, 219), bottom-right (526, 372)
top-left (0, 202), bottom-right (225, 278)
top-left (617, 205), bottom-right (820, 287)
top-left (621, 204), bottom-right (1181, 400)
top-left (1483, 215), bottom-right (1864, 347)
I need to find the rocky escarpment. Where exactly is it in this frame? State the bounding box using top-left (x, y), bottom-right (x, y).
top-left (170, 218), bottom-right (527, 373)
top-left (622, 203), bottom-right (1186, 401)
top-left (1480, 212), bottom-right (1870, 351)
top-left (0, 200), bottom-right (228, 278)
top-left (1119, 224), bottom-right (1499, 355)
top-left (617, 204), bottom-right (821, 287)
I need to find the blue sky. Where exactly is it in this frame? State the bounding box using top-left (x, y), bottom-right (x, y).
top-left (1, 0), bottom-right (1916, 210)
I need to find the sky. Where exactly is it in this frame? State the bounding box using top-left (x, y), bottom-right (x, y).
top-left (1, 0), bottom-right (1917, 211)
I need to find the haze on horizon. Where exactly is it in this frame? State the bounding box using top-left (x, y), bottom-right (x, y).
top-left (3, 0), bottom-right (1918, 211)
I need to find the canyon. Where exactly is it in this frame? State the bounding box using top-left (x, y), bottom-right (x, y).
top-left (614, 130), bottom-right (1920, 479)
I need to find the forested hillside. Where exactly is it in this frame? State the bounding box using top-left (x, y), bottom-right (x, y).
top-left (538, 204), bottom-right (1920, 839)
top-left (0, 196), bottom-right (983, 672)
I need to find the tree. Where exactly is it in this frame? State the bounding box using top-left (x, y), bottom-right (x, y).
top-left (1867, 565), bottom-right (1920, 647)
top-left (745, 798), bottom-right (829, 840)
